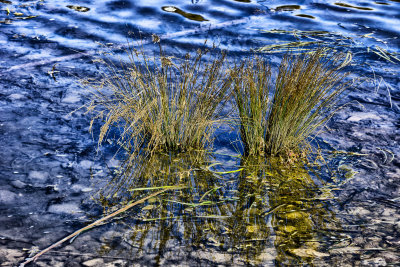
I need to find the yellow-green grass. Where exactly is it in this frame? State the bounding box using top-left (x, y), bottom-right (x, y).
top-left (86, 44), bottom-right (351, 161)
top-left (232, 49), bottom-right (351, 158)
top-left (85, 46), bottom-right (232, 160)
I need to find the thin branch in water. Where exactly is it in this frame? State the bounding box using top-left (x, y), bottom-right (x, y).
top-left (20, 188), bottom-right (176, 266)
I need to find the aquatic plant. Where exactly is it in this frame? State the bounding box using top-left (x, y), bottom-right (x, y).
top-left (232, 58), bottom-right (271, 156)
top-left (232, 49), bottom-right (351, 158)
top-left (86, 44), bottom-right (232, 159)
top-left (98, 151), bottom-right (211, 203)
top-left (86, 42), bottom-right (351, 161)
top-left (100, 153), bottom-right (335, 266)
top-left (237, 156), bottom-right (333, 265)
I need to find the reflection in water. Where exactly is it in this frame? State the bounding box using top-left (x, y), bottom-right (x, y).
top-left (238, 156), bottom-right (337, 265)
top-left (295, 14), bottom-right (316, 19)
top-left (66, 5), bottom-right (91, 12)
top-left (96, 153), bottom-right (339, 265)
top-left (162, 6), bottom-right (208, 22)
top-left (334, 2), bottom-right (374, 11)
top-left (274, 5), bottom-right (301, 12)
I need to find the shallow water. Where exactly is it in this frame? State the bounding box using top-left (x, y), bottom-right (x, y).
top-left (0, 0), bottom-right (399, 266)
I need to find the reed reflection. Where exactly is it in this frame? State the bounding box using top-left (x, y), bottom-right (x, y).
top-left (252, 157), bottom-right (336, 265)
top-left (96, 153), bottom-right (337, 266)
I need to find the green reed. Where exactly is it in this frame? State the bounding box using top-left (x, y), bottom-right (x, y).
top-left (86, 45), bottom-right (232, 160)
top-left (86, 44), bottom-right (350, 161)
top-left (232, 49), bottom-right (351, 158)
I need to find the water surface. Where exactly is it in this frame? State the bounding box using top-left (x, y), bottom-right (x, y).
top-left (0, 0), bottom-right (399, 266)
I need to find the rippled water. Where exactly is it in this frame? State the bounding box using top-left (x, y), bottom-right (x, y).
top-left (0, 0), bottom-right (399, 266)
top-left (1, 0), bottom-right (400, 62)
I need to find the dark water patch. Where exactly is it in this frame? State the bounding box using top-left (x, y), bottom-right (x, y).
top-left (295, 14), bottom-right (316, 19)
top-left (162, 6), bottom-right (208, 22)
top-left (274, 5), bottom-right (301, 12)
top-left (106, 0), bottom-right (133, 10)
top-left (334, 2), bottom-right (374, 11)
top-left (66, 5), bottom-right (90, 12)
top-left (135, 6), bottom-right (158, 16)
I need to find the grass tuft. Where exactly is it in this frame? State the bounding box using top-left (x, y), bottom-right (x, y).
top-left (232, 49), bottom-right (352, 158)
top-left (86, 44), bottom-right (232, 159)
top-left (86, 44), bottom-right (351, 161)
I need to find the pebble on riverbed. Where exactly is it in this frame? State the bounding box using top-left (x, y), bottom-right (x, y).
top-left (0, 189), bottom-right (17, 204)
top-left (47, 203), bottom-right (83, 214)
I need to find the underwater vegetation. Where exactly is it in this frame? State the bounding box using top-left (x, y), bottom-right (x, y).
top-left (92, 153), bottom-right (338, 266)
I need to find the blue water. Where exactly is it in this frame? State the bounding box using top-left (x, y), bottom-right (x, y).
top-left (1, 0), bottom-right (399, 65)
top-left (0, 0), bottom-right (399, 266)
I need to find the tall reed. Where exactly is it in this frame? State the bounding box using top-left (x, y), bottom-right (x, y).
top-left (232, 58), bottom-right (271, 156)
top-left (86, 45), bottom-right (232, 159)
top-left (232, 49), bottom-right (351, 158)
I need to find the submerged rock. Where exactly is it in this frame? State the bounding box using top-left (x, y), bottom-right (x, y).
top-left (0, 189), bottom-right (17, 204)
top-left (347, 112), bottom-right (382, 122)
top-left (103, 260), bottom-right (129, 267)
top-left (10, 179), bottom-right (26, 189)
top-left (361, 257), bottom-right (387, 266)
top-left (82, 258), bottom-right (104, 267)
top-left (47, 203), bottom-right (83, 214)
top-left (79, 160), bottom-right (94, 169)
top-left (71, 184), bottom-right (92, 193)
top-left (28, 170), bottom-right (49, 181)
top-left (0, 248), bottom-right (24, 265)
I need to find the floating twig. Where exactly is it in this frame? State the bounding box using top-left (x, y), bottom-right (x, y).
top-left (20, 188), bottom-right (174, 266)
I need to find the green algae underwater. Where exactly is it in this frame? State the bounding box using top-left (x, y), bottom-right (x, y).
top-left (91, 151), bottom-right (348, 266)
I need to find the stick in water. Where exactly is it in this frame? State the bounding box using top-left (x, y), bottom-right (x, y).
top-left (20, 188), bottom-right (170, 266)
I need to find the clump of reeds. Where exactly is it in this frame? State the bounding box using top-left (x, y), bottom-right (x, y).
top-left (86, 43), bottom-right (350, 161)
top-left (232, 49), bottom-right (351, 158)
top-left (86, 45), bottom-right (232, 159)
top-left (232, 58), bottom-right (272, 156)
